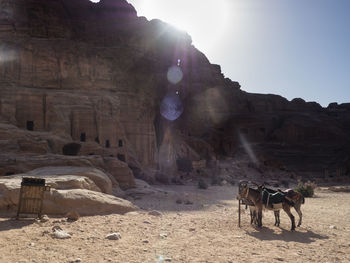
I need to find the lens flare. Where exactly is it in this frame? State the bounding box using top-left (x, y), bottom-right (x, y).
top-left (160, 92), bottom-right (183, 121)
top-left (167, 65), bottom-right (183, 84)
top-left (194, 87), bottom-right (229, 126)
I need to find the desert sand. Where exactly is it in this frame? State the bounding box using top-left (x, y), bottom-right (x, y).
top-left (0, 185), bottom-right (349, 263)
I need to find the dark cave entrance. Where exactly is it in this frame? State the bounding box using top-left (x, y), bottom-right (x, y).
top-left (80, 132), bottom-right (86, 142)
top-left (26, 121), bottom-right (34, 131)
top-left (117, 154), bottom-right (126, 162)
top-left (62, 143), bottom-right (81, 156)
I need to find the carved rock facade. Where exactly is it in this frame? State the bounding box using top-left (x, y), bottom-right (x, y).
top-left (0, 0), bottom-right (349, 182)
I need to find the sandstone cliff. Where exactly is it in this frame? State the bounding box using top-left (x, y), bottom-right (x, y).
top-left (0, 0), bottom-right (349, 183)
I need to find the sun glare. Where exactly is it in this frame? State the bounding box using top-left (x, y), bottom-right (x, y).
top-left (129, 0), bottom-right (229, 54)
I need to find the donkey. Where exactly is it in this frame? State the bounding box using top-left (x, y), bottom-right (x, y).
top-left (237, 182), bottom-right (296, 231)
top-left (239, 198), bottom-right (260, 225)
top-left (249, 204), bottom-right (281, 226)
top-left (238, 183), bottom-right (281, 227)
top-left (263, 187), bottom-right (305, 227)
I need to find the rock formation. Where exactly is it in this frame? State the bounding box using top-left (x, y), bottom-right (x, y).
top-left (0, 0), bottom-right (349, 184)
top-left (0, 166), bottom-right (138, 215)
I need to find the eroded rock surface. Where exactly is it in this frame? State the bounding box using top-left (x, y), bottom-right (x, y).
top-left (0, 167), bottom-right (138, 215)
top-left (0, 0), bottom-right (349, 184)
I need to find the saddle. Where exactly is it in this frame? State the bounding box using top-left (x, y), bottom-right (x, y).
top-left (283, 189), bottom-right (299, 202)
top-left (261, 188), bottom-right (286, 208)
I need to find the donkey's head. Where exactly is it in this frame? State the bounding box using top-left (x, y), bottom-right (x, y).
top-left (237, 181), bottom-right (249, 200)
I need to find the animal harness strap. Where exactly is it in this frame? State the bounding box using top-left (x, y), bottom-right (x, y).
top-left (245, 188), bottom-right (250, 199)
top-left (266, 190), bottom-right (270, 207)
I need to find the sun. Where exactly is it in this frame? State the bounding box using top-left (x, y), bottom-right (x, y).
top-left (128, 0), bottom-right (229, 54)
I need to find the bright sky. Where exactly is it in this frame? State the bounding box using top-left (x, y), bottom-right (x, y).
top-left (125, 0), bottom-right (350, 107)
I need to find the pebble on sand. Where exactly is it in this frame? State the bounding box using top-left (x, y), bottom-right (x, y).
top-left (105, 233), bottom-right (122, 240)
top-left (52, 226), bottom-right (71, 239)
top-left (148, 210), bottom-right (162, 216)
top-left (40, 215), bottom-right (49, 223)
top-left (159, 233), bottom-right (168, 239)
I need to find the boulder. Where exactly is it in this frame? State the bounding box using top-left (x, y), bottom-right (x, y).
top-left (43, 189), bottom-right (137, 215)
top-left (0, 175), bottom-right (137, 215)
top-left (103, 158), bottom-right (136, 190)
top-left (122, 179), bottom-right (165, 198)
top-left (2, 174), bottom-right (100, 193)
top-left (25, 166), bottom-right (113, 194)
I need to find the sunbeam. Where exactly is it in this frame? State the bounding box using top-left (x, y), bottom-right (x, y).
top-left (239, 132), bottom-right (258, 164)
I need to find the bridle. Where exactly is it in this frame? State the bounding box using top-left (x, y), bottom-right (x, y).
top-left (245, 187), bottom-right (250, 199)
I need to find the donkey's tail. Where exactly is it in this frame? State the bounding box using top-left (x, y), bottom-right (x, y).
top-left (302, 196), bottom-right (305, 204)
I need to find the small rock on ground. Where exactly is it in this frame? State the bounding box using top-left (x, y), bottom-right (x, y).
top-left (66, 210), bottom-right (80, 221)
top-left (40, 215), bottom-right (49, 223)
top-left (159, 233), bottom-right (167, 239)
top-left (52, 230), bottom-right (71, 239)
top-left (105, 233), bottom-right (121, 240)
top-left (148, 210), bottom-right (162, 216)
top-left (69, 258), bottom-right (82, 263)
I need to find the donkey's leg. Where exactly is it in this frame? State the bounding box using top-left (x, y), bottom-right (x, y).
top-left (250, 207), bottom-right (258, 225)
top-left (282, 204), bottom-right (295, 231)
top-left (294, 203), bottom-right (302, 227)
top-left (249, 206), bottom-right (254, 225)
top-left (274, 210), bottom-right (280, 226)
top-left (253, 208), bottom-right (258, 225)
top-left (257, 206), bottom-right (263, 228)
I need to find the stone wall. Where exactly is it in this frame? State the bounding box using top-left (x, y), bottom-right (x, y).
top-left (0, 0), bottom-right (349, 179)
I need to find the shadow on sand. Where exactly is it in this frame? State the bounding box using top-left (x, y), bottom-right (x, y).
top-left (246, 226), bottom-right (329, 243)
top-left (131, 184), bottom-right (239, 212)
top-left (0, 217), bottom-right (37, 232)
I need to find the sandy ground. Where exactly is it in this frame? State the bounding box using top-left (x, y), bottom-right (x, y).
top-left (0, 184), bottom-right (349, 263)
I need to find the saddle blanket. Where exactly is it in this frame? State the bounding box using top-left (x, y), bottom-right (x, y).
top-left (284, 189), bottom-right (299, 202)
top-left (262, 188), bottom-right (285, 205)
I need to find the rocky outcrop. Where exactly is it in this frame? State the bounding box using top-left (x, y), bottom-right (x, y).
top-left (219, 93), bottom-right (350, 179)
top-left (0, 0), bottom-right (349, 183)
top-left (0, 167), bottom-right (137, 215)
top-left (103, 158), bottom-right (136, 190)
top-left (24, 166), bottom-right (114, 194)
top-left (43, 189), bottom-right (137, 215)
top-left (0, 123), bottom-right (136, 187)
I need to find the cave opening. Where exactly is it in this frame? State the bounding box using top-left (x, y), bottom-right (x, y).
top-left (26, 121), bottom-right (34, 131)
top-left (117, 154), bottom-right (125, 162)
top-left (62, 143), bottom-right (81, 156)
top-left (80, 132), bottom-right (86, 142)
